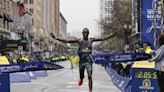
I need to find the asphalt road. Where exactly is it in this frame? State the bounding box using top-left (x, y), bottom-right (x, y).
top-left (11, 61), bottom-right (120, 92)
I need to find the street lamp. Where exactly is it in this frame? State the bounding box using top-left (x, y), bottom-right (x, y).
top-left (17, 26), bottom-right (25, 39)
top-left (39, 35), bottom-right (44, 51)
top-left (29, 29), bottom-right (34, 53)
top-left (123, 24), bottom-right (132, 45)
top-left (17, 26), bottom-right (21, 39)
top-left (0, 4), bottom-right (3, 18)
top-left (124, 24), bottom-right (132, 29)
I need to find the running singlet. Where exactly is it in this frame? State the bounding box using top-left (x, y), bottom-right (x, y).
top-left (78, 38), bottom-right (93, 63)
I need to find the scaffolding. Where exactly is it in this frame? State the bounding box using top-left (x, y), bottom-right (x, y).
top-left (162, 0), bottom-right (164, 32)
top-left (153, 0), bottom-right (157, 48)
top-left (153, 0), bottom-right (163, 48)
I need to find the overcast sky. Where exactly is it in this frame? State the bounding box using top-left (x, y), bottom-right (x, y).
top-left (60, 0), bottom-right (100, 38)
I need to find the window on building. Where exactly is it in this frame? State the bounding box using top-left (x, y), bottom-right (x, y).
top-left (105, 1), bottom-right (113, 8)
top-left (29, 0), bottom-right (33, 4)
top-left (26, 8), bottom-right (28, 11)
top-left (29, 8), bottom-right (33, 14)
top-left (105, 15), bottom-right (112, 21)
top-left (105, 8), bottom-right (112, 15)
top-left (105, 1), bottom-right (110, 7)
top-left (24, 0), bottom-right (28, 4)
top-left (0, 19), bottom-right (3, 28)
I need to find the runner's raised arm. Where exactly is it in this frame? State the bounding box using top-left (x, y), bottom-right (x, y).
top-left (91, 32), bottom-right (117, 42)
top-left (50, 33), bottom-right (79, 43)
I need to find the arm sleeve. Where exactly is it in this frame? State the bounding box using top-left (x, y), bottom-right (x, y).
top-left (149, 46), bottom-right (164, 62)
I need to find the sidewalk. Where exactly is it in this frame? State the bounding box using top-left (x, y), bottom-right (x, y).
top-left (11, 61), bottom-right (120, 92)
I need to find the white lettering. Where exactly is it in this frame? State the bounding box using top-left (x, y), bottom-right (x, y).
top-left (23, 65), bottom-right (38, 70)
top-left (113, 55), bottom-right (132, 61)
top-left (0, 66), bottom-right (20, 73)
top-left (94, 56), bottom-right (106, 61)
top-left (146, 23), bottom-right (161, 33)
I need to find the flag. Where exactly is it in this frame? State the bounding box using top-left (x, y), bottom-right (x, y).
top-left (18, 3), bottom-right (26, 17)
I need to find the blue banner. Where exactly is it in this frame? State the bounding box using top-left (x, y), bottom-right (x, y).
top-left (0, 62), bottom-right (63, 73)
top-left (106, 65), bottom-right (131, 91)
top-left (141, 0), bottom-right (162, 48)
top-left (0, 73), bottom-right (10, 92)
top-left (93, 53), bottom-right (151, 64)
top-left (93, 53), bottom-right (110, 64)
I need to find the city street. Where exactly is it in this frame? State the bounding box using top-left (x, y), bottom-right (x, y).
top-left (0, 0), bottom-right (163, 92)
top-left (11, 61), bottom-right (120, 92)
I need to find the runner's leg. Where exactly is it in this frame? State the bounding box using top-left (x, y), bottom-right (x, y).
top-left (78, 63), bottom-right (85, 86)
top-left (86, 63), bottom-right (93, 92)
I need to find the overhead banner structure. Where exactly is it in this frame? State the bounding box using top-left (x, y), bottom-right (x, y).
top-left (141, 0), bottom-right (162, 48)
top-left (0, 62), bottom-right (63, 73)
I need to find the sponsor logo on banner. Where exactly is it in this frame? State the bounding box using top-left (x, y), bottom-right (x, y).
top-left (94, 56), bottom-right (106, 61)
top-left (110, 54), bottom-right (133, 62)
top-left (139, 79), bottom-right (154, 90)
top-left (146, 0), bottom-right (161, 33)
top-left (23, 64), bottom-right (39, 70)
top-left (0, 62), bottom-right (63, 73)
top-left (0, 66), bottom-right (20, 73)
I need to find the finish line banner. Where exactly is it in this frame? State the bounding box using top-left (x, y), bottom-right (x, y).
top-left (0, 62), bottom-right (63, 73)
top-left (108, 53), bottom-right (151, 62)
top-left (93, 53), bottom-right (151, 64)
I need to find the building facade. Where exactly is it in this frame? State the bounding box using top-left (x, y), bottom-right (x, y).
top-left (59, 13), bottom-right (67, 39)
top-left (100, 0), bottom-right (114, 24)
top-left (21, 0), bottom-right (60, 52)
top-left (0, 0), bottom-right (13, 41)
top-left (99, 0), bottom-right (114, 49)
top-left (59, 13), bottom-right (67, 54)
top-left (42, 0), bottom-right (60, 52)
top-left (21, 0), bottom-right (42, 27)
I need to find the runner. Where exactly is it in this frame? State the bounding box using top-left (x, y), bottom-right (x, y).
top-left (50, 28), bottom-right (116, 92)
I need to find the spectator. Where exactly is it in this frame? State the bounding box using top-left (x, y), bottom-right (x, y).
top-left (149, 33), bottom-right (164, 92)
top-left (143, 42), bottom-right (152, 54)
top-left (135, 43), bottom-right (144, 53)
top-left (121, 45), bottom-right (133, 77)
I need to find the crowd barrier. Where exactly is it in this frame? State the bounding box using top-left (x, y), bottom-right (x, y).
top-left (106, 65), bottom-right (130, 91)
top-left (10, 72), bottom-right (31, 83)
top-left (26, 71), bottom-right (37, 79)
top-left (93, 52), bottom-right (160, 92)
top-left (0, 59), bottom-right (63, 92)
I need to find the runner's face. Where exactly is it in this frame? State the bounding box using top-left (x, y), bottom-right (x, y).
top-left (82, 30), bottom-right (89, 39)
